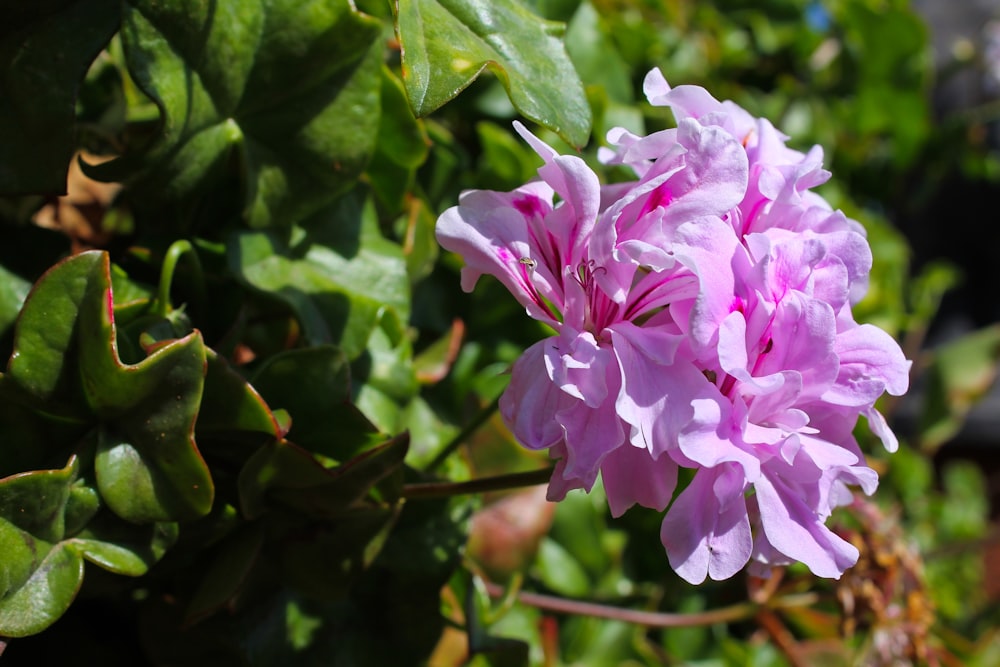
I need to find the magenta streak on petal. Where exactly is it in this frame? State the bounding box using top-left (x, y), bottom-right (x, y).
top-left (719, 373), bottom-right (738, 397)
top-left (748, 315), bottom-right (776, 379)
top-left (514, 195), bottom-right (545, 218)
top-left (635, 182), bottom-right (673, 221)
top-left (574, 261), bottom-right (621, 335)
top-left (741, 196), bottom-right (769, 238)
top-left (517, 202), bottom-right (565, 293)
top-left (497, 245), bottom-right (560, 322)
top-left (622, 271), bottom-right (699, 323)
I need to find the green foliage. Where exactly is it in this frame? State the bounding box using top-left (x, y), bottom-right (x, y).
top-left (85, 0), bottom-right (385, 230)
top-left (919, 325), bottom-right (1000, 451)
top-left (393, 0), bottom-right (592, 147)
top-left (0, 0), bottom-right (999, 663)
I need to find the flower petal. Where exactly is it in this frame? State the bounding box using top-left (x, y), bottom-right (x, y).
top-left (602, 444), bottom-right (678, 517)
top-left (754, 469), bottom-right (859, 579)
top-left (660, 464), bottom-right (752, 584)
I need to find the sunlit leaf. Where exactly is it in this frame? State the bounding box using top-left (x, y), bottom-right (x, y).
top-left (228, 190), bottom-right (409, 358)
top-left (0, 542), bottom-right (83, 638)
top-left (394, 0), bottom-right (591, 147)
top-left (0, 454), bottom-right (177, 637)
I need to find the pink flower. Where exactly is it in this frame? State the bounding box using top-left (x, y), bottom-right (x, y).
top-left (435, 70), bottom-right (910, 584)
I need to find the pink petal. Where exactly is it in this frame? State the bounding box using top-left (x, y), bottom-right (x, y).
top-left (824, 323), bottom-right (911, 406)
top-left (557, 398), bottom-right (625, 489)
top-left (601, 444), bottom-right (678, 517)
top-left (500, 340), bottom-right (574, 449)
top-left (660, 464), bottom-right (752, 583)
top-left (609, 322), bottom-right (708, 458)
top-left (544, 329), bottom-right (613, 407)
top-left (754, 471), bottom-right (859, 579)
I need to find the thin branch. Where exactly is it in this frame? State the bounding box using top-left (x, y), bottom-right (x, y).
top-left (402, 467), bottom-right (553, 500)
top-left (481, 580), bottom-right (820, 628)
top-left (757, 609), bottom-right (809, 667)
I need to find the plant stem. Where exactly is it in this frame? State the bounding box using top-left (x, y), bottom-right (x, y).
top-left (480, 581), bottom-right (820, 629)
top-left (403, 467), bottom-right (553, 500)
top-left (424, 395), bottom-right (501, 472)
top-left (157, 239), bottom-right (206, 318)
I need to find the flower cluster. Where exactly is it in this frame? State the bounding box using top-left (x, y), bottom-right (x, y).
top-left (436, 69), bottom-right (910, 584)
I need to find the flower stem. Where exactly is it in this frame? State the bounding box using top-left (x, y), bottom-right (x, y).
top-left (480, 581), bottom-right (820, 628)
top-left (157, 240), bottom-right (206, 318)
top-left (424, 395), bottom-right (502, 472)
top-left (402, 467), bottom-right (553, 500)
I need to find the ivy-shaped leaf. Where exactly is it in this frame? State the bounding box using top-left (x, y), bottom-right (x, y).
top-left (0, 455), bottom-right (178, 637)
top-left (3, 251), bottom-right (214, 523)
top-left (85, 0), bottom-right (383, 228)
top-left (0, 0), bottom-right (121, 195)
top-left (393, 0), bottom-right (591, 147)
top-left (74, 257), bottom-right (212, 523)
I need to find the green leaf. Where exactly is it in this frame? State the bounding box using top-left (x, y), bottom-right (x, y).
top-left (366, 66), bottom-right (430, 215)
top-left (5, 250), bottom-right (105, 414)
top-left (0, 262), bottom-right (31, 339)
top-left (919, 324), bottom-right (1000, 451)
top-left (0, 452), bottom-right (176, 636)
top-left (474, 121), bottom-right (541, 191)
top-left (228, 190), bottom-right (409, 358)
top-left (352, 309), bottom-right (418, 434)
top-left (3, 250), bottom-right (214, 523)
top-left (533, 536), bottom-right (590, 596)
top-left (564, 1), bottom-right (633, 105)
top-left (0, 0), bottom-right (121, 194)
top-left (70, 514), bottom-right (179, 576)
top-left (197, 349), bottom-right (283, 440)
top-left (0, 516), bottom-right (43, 602)
top-left (250, 346), bottom-right (382, 461)
top-left (238, 433), bottom-right (409, 520)
top-left (0, 541), bottom-right (83, 638)
top-left (86, 0), bottom-right (383, 228)
top-left (394, 0), bottom-right (592, 147)
top-left (401, 196), bottom-right (440, 283)
top-left (69, 255), bottom-right (213, 523)
top-left (0, 457), bottom-right (78, 543)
